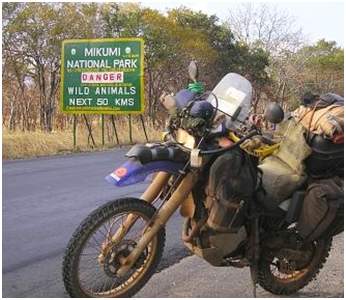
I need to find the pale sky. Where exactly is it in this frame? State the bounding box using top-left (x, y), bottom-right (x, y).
top-left (137, 0), bottom-right (344, 47)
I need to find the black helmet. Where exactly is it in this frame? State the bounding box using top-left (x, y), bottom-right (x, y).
top-left (190, 100), bottom-right (214, 120)
top-left (301, 91), bottom-right (319, 106)
top-left (264, 102), bottom-right (284, 124)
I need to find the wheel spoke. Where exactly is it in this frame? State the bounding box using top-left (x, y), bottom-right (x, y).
top-left (73, 209), bottom-right (159, 297)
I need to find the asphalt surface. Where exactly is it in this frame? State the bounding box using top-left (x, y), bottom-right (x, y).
top-left (2, 150), bottom-right (344, 298)
top-left (2, 149), bottom-right (189, 298)
top-left (137, 233), bottom-right (344, 298)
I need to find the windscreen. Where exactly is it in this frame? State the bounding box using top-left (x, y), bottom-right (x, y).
top-left (207, 73), bottom-right (253, 130)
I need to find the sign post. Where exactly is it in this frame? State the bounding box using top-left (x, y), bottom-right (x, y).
top-left (61, 38), bottom-right (144, 147)
top-left (73, 115), bottom-right (77, 148)
top-left (61, 38), bottom-right (144, 114)
top-left (101, 114), bottom-right (105, 146)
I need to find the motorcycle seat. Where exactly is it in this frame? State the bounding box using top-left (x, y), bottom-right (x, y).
top-left (126, 144), bottom-right (189, 164)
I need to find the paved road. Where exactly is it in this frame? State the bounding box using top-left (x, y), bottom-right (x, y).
top-left (138, 233), bottom-right (344, 298)
top-left (3, 150), bottom-right (189, 297)
top-left (3, 150), bottom-right (344, 298)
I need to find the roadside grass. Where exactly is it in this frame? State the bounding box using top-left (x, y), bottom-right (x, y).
top-left (3, 121), bottom-right (162, 160)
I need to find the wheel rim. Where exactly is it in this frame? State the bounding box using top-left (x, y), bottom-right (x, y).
top-left (76, 211), bottom-right (157, 297)
top-left (268, 243), bottom-right (315, 283)
top-left (269, 257), bottom-right (308, 282)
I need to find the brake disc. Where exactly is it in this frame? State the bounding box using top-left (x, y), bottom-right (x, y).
top-left (103, 240), bottom-right (147, 278)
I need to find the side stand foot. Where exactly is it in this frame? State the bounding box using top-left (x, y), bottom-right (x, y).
top-left (252, 280), bottom-right (257, 298)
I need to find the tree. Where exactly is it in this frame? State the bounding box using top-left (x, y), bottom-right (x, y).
top-left (100, 4), bottom-right (216, 123)
top-left (3, 3), bottom-right (98, 131)
top-left (226, 4), bottom-right (343, 112)
top-left (268, 39), bottom-right (344, 111)
top-left (167, 7), bottom-right (271, 113)
top-left (297, 39), bottom-right (343, 96)
top-left (227, 3), bottom-right (305, 54)
top-left (304, 40), bottom-right (344, 73)
top-left (2, 3), bottom-right (273, 131)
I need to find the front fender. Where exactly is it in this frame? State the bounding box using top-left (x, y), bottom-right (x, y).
top-left (105, 159), bottom-right (184, 187)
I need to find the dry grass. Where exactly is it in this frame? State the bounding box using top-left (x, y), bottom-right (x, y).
top-left (3, 120), bottom-right (162, 160)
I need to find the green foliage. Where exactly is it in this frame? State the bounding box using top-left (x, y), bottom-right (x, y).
top-left (3, 3), bottom-right (101, 131)
top-left (100, 4), bottom-right (215, 70)
top-left (232, 44), bottom-right (270, 86)
top-left (303, 39), bottom-right (344, 72)
top-left (267, 39), bottom-right (344, 112)
top-left (4, 3), bottom-right (98, 67)
top-left (166, 7), bottom-right (270, 88)
top-left (10, 2), bottom-right (342, 131)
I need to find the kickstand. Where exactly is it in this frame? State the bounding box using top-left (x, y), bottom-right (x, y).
top-left (250, 267), bottom-right (258, 298)
top-left (250, 215), bottom-right (260, 298)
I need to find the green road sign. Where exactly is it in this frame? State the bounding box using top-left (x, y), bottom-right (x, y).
top-left (61, 38), bottom-right (144, 114)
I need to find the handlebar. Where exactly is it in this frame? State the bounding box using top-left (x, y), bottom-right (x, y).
top-left (168, 129), bottom-right (259, 156)
top-left (199, 130), bottom-right (258, 155)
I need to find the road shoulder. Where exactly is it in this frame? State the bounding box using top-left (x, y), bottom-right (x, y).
top-left (138, 234), bottom-right (344, 298)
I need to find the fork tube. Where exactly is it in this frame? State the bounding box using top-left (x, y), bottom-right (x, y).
top-left (141, 172), bottom-right (171, 202)
top-left (110, 172), bottom-right (171, 244)
top-left (117, 172), bottom-right (197, 277)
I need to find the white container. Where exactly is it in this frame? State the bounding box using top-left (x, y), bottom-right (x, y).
top-left (207, 73), bottom-right (253, 130)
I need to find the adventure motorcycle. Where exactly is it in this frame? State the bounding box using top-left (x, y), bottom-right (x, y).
top-left (62, 62), bottom-right (343, 298)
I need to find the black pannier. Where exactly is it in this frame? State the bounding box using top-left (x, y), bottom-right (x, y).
top-left (305, 134), bottom-right (344, 178)
top-left (205, 149), bottom-right (259, 232)
top-left (297, 176), bottom-right (343, 242)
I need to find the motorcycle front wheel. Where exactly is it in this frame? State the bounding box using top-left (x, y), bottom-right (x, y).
top-left (62, 198), bottom-right (165, 298)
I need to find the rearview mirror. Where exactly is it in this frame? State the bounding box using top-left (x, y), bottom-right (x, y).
top-left (264, 102), bottom-right (284, 124)
top-left (188, 60), bottom-right (198, 82)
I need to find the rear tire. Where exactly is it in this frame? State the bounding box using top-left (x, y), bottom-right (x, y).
top-left (257, 237), bottom-right (332, 295)
top-left (62, 198), bottom-right (165, 298)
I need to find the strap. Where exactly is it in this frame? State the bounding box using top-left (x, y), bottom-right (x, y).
top-left (312, 105), bottom-right (339, 129)
top-left (307, 102), bottom-right (319, 141)
top-left (167, 147), bottom-right (174, 160)
top-left (297, 107), bottom-right (314, 124)
top-left (332, 133), bottom-right (344, 144)
top-left (151, 148), bottom-right (158, 160)
top-left (300, 102), bottom-right (338, 142)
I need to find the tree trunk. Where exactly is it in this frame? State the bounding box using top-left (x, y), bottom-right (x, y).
top-left (252, 88), bottom-right (262, 113)
top-left (44, 106), bottom-right (53, 132)
top-left (147, 69), bottom-right (153, 118)
top-left (9, 98), bottom-right (16, 131)
top-left (280, 81), bottom-right (287, 107)
top-left (128, 114), bottom-right (133, 144)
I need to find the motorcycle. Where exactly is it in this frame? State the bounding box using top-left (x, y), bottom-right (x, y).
top-left (62, 62), bottom-right (343, 298)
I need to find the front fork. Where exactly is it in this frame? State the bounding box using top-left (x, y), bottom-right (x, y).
top-left (99, 172), bottom-right (171, 263)
top-left (116, 171), bottom-right (197, 276)
top-left (99, 171), bottom-right (197, 276)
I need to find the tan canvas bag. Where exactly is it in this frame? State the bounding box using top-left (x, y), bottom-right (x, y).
top-left (293, 105), bottom-right (344, 138)
top-left (259, 119), bottom-right (312, 204)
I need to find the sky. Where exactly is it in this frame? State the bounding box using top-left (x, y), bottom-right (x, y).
top-left (137, 0), bottom-right (344, 47)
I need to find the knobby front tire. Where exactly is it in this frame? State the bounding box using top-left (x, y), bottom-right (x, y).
top-left (62, 198), bottom-right (165, 298)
